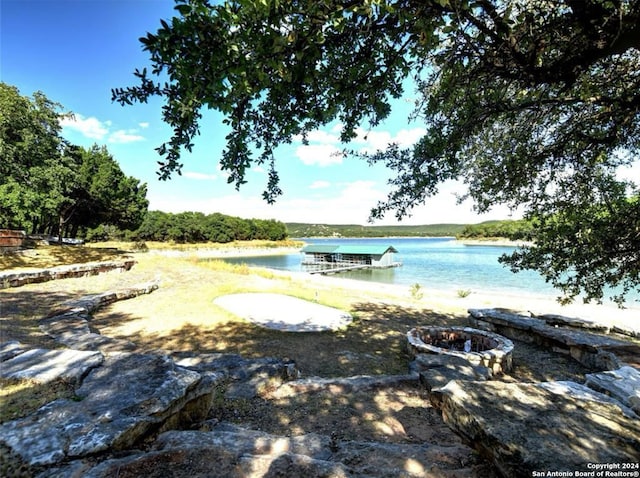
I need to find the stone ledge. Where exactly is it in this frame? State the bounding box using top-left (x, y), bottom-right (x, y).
top-left (409, 354), bottom-right (491, 408)
top-left (39, 282), bottom-right (158, 352)
top-left (585, 366), bottom-right (640, 415)
top-left (0, 348), bottom-right (104, 384)
top-left (436, 380), bottom-right (640, 477)
top-left (0, 260), bottom-right (136, 289)
top-left (0, 352), bottom-right (219, 467)
top-left (468, 308), bottom-right (640, 370)
top-left (69, 422), bottom-right (479, 478)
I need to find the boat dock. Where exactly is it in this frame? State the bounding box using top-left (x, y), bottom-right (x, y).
top-left (308, 264), bottom-right (374, 275)
top-left (301, 244), bottom-right (401, 275)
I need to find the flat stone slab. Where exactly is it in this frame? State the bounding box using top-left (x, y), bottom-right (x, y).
top-left (0, 347), bottom-right (103, 384)
top-left (38, 283), bottom-right (158, 352)
top-left (0, 260), bottom-right (136, 289)
top-left (436, 380), bottom-right (640, 477)
top-left (0, 340), bottom-right (30, 362)
top-left (213, 293), bottom-right (353, 331)
top-left (77, 423), bottom-right (480, 478)
top-left (585, 366), bottom-right (640, 415)
top-left (172, 352), bottom-right (300, 399)
top-left (0, 352), bottom-right (219, 467)
top-left (469, 308), bottom-right (640, 369)
top-left (410, 354), bottom-right (491, 406)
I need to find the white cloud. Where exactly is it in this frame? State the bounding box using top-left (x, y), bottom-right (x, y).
top-left (293, 126), bottom-right (426, 167)
top-left (354, 129), bottom-right (391, 150)
top-left (355, 127), bottom-right (426, 152)
top-left (146, 177), bottom-right (519, 226)
top-left (61, 113), bottom-right (146, 144)
top-left (306, 130), bottom-right (340, 144)
top-left (138, 122), bottom-right (150, 129)
top-left (296, 144), bottom-right (344, 166)
top-left (60, 114), bottom-right (109, 140)
top-left (394, 128), bottom-right (426, 147)
top-left (108, 130), bottom-right (145, 144)
top-left (309, 180), bottom-right (331, 189)
top-left (292, 130), bottom-right (340, 144)
top-left (183, 171), bottom-right (217, 180)
top-left (147, 180), bottom-right (385, 224)
top-left (252, 166), bottom-right (266, 174)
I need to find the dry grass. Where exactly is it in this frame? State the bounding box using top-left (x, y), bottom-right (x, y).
top-left (0, 244), bottom-right (129, 271)
top-left (0, 241), bottom-right (592, 433)
top-left (0, 378), bottom-right (78, 423)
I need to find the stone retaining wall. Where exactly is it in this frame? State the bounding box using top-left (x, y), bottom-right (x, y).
top-left (0, 260), bottom-right (136, 289)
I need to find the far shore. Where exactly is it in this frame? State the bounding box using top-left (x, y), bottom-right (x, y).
top-left (456, 238), bottom-right (534, 247)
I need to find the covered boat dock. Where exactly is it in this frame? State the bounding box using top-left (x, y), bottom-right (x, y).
top-left (300, 244), bottom-right (400, 274)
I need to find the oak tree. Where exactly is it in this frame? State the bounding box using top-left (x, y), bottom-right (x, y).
top-left (113, 0), bottom-right (640, 304)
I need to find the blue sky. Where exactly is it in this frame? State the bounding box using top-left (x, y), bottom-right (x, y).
top-left (2, 0), bottom-right (521, 225)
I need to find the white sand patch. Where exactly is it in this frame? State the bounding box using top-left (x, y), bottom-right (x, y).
top-left (213, 293), bottom-right (353, 332)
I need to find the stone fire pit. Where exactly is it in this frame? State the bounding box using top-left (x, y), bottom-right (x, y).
top-left (407, 326), bottom-right (514, 374)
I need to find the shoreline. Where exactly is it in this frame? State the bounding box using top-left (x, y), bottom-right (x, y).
top-left (456, 238), bottom-right (533, 247)
top-left (275, 268), bottom-right (640, 334)
top-left (143, 244), bottom-right (639, 333)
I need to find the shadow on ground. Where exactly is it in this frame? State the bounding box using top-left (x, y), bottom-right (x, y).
top-left (0, 289), bottom-right (82, 348)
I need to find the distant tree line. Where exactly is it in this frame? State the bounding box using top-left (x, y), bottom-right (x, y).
top-left (111, 211), bottom-right (287, 243)
top-left (0, 83), bottom-right (148, 239)
top-left (285, 223), bottom-right (467, 238)
top-left (457, 220), bottom-right (535, 241)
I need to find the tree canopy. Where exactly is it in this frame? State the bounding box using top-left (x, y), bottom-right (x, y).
top-left (134, 210), bottom-right (287, 243)
top-left (113, 0), bottom-right (640, 304)
top-left (0, 83), bottom-right (149, 239)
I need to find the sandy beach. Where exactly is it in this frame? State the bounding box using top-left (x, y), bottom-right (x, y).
top-left (281, 268), bottom-right (639, 333)
top-left (156, 244), bottom-right (640, 336)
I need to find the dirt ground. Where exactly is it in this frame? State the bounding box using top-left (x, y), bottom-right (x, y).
top-left (0, 249), bottom-right (597, 477)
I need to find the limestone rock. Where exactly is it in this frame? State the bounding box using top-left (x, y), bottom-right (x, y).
top-left (469, 308), bottom-right (640, 369)
top-left (76, 423), bottom-right (481, 478)
top-left (0, 260), bottom-right (136, 289)
top-left (585, 366), bottom-right (640, 415)
top-left (63, 282), bottom-right (158, 315)
top-left (436, 380), bottom-right (640, 477)
top-left (410, 354), bottom-right (490, 407)
top-left (0, 352), bottom-right (221, 467)
top-left (172, 352), bottom-right (300, 399)
top-left (538, 380), bottom-right (638, 418)
top-left (38, 284), bottom-right (158, 352)
top-left (534, 313), bottom-right (610, 333)
top-left (0, 340), bottom-right (29, 362)
top-left (0, 348), bottom-right (103, 384)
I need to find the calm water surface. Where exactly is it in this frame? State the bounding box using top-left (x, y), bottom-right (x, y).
top-left (222, 237), bottom-right (564, 299)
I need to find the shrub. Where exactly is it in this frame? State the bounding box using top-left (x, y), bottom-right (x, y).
top-left (410, 283), bottom-right (424, 300)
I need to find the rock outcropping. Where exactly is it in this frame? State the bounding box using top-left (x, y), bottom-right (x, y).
top-left (0, 260), bottom-right (136, 289)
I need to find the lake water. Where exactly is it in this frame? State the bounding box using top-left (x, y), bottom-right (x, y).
top-left (222, 237), bottom-right (569, 300)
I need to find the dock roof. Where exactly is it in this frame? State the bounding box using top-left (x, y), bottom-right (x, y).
top-left (301, 244), bottom-right (398, 255)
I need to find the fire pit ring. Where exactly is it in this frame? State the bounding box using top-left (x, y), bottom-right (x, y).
top-left (407, 326), bottom-right (514, 374)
